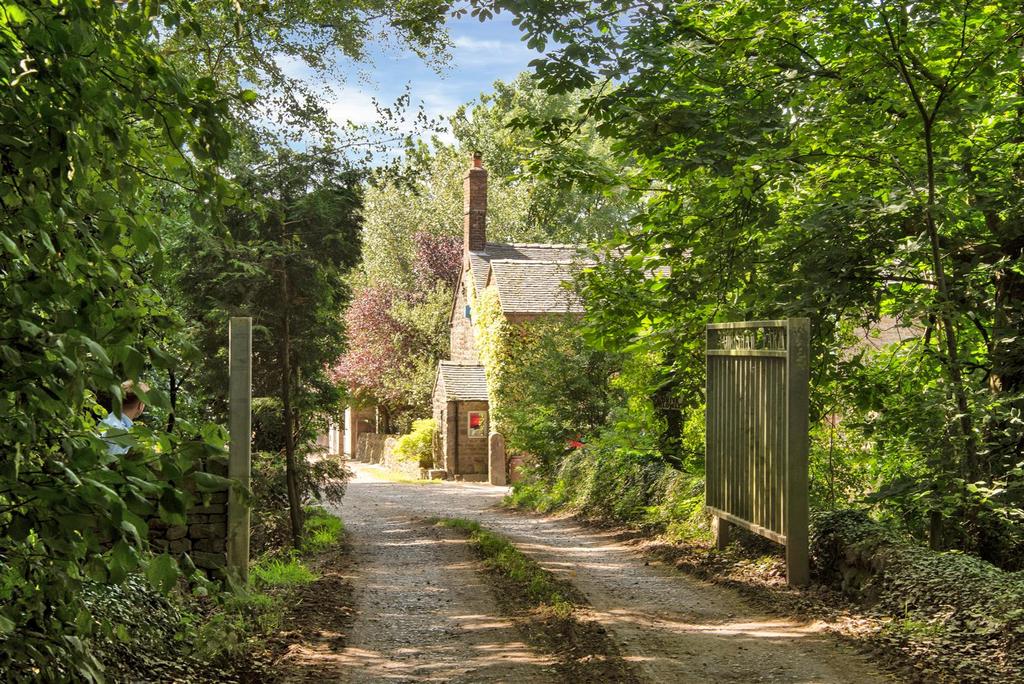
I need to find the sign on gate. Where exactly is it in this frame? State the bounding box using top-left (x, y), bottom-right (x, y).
top-left (705, 318), bottom-right (809, 585)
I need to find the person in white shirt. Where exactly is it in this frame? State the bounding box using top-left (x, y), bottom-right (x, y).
top-left (101, 381), bottom-right (149, 455)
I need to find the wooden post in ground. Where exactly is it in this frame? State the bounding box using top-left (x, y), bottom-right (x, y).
top-left (785, 318), bottom-right (810, 586)
top-left (712, 515), bottom-right (733, 551)
top-left (227, 317), bottom-right (252, 584)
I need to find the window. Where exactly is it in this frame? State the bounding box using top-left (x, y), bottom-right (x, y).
top-left (467, 410), bottom-right (487, 438)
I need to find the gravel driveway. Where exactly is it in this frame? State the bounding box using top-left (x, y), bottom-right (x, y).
top-left (326, 462), bottom-right (893, 683)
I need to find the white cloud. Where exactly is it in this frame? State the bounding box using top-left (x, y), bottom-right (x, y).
top-left (325, 87), bottom-right (382, 126)
top-left (275, 54), bottom-right (313, 80)
top-left (451, 34), bottom-right (533, 64)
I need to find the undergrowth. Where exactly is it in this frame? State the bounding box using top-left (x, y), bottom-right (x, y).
top-left (303, 507), bottom-right (345, 554)
top-left (507, 448), bottom-right (709, 542)
top-left (83, 507), bottom-right (345, 679)
top-left (433, 517), bottom-right (575, 617)
top-left (811, 509), bottom-right (1024, 682)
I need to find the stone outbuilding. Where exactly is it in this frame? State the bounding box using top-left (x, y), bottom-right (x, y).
top-left (432, 362), bottom-right (490, 480)
top-left (431, 153), bottom-right (587, 482)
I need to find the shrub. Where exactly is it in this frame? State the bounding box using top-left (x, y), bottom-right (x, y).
top-left (811, 509), bottom-right (1024, 682)
top-left (508, 442), bottom-right (708, 542)
top-left (250, 451), bottom-right (351, 555)
top-left (393, 418), bottom-right (437, 469)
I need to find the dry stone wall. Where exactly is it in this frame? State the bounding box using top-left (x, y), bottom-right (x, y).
top-left (356, 433), bottom-right (422, 478)
top-left (146, 458), bottom-right (229, 573)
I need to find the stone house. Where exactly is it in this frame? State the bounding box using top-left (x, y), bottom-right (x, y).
top-left (431, 153), bottom-right (586, 482)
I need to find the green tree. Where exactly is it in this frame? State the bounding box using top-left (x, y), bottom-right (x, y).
top-left (0, 0), bottom-right (236, 675)
top-left (173, 149), bottom-right (362, 547)
top-left (491, 0), bottom-right (1024, 558)
top-left (360, 74), bottom-right (633, 286)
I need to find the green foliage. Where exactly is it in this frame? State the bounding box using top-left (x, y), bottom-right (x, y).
top-left (476, 309), bottom-right (622, 472)
top-left (0, 0), bottom-right (238, 674)
top-left (250, 557), bottom-right (318, 588)
top-left (162, 0), bottom-right (452, 150)
top-left (80, 576), bottom-right (199, 682)
top-left (359, 74), bottom-right (631, 288)
top-left (78, 575), bottom-right (278, 680)
top-left (191, 589), bottom-right (283, 661)
top-left (393, 419), bottom-right (438, 469)
top-left (473, 287), bottom-right (513, 427)
top-left (508, 445), bottom-right (708, 543)
top-left (249, 450), bottom-right (350, 555)
top-left (302, 507), bottom-right (344, 554)
top-left (171, 148), bottom-right (361, 546)
top-left (0, 0), bottom-right (451, 673)
top-left (811, 509), bottom-right (1024, 681)
top-left (490, 0), bottom-right (1024, 564)
top-left (435, 518), bottom-right (574, 617)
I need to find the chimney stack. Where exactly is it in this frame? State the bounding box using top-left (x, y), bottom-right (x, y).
top-left (464, 151), bottom-right (487, 253)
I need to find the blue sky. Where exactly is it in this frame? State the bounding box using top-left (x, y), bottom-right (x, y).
top-left (280, 12), bottom-right (542, 145)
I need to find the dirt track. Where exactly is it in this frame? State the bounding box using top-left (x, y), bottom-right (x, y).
top-left (294, 462), bottom-right (893, 683)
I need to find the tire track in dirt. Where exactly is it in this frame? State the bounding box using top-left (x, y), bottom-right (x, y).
top-left (325, 481), bottom-right (558, 683)
top-left (333, 462), bottom-right (896, 684)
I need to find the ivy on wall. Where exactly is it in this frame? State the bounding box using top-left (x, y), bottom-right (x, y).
top-left (473, 287), bottom-right (514, 432)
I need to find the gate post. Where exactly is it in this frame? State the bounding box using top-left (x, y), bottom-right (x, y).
top-left (488, 432), bottom-right (507, 486)
top-left (785, 318), bottom-right (810, 585)
top-left (712, 515), bottom-right (733, 550)
top-left (227, 317), bottom-right (252, 584)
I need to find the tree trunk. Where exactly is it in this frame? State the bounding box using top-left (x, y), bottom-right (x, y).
top-left (922, 123), bottom-right (979, 481)
top-left (166, 368), bottom-right (177, 434)
top-left (281, 267), bottom-right (303, 549)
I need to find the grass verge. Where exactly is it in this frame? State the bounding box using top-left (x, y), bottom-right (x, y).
top-left (249, 506), bottom-right (356, 678)
top-left (191, 507), bottom-right (349, 679)
top-left (432, 516), bottom-right (639, 683)
top-left (251, 555), bottom-right (318, 588)
top-left (435, 517), bottom-right (574, 616)
top-left (303, 506), bottom-right (345, 554)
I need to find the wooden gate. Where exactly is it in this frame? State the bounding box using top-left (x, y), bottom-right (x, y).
top-left (705, 319), bottom-right (809, 585)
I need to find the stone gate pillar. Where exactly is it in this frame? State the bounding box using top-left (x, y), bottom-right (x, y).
top-left (488, 432), bottom-right (507, 486)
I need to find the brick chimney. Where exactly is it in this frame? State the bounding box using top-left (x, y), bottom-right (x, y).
top-left (464, 151), bottom-right (487, 253)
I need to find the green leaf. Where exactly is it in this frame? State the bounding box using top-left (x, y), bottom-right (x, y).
top-left (145, 553), bottom-right (179, 594)
top-left (82, 336), bottom-right (111, 365)
top-left (193, 471), bottom-right (232, 492)
top-left (0, 232), bottom-right (21, 257)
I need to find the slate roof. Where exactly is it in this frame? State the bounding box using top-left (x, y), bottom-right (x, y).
top-left (487, 260), bottom-right (584, 314)
top-left (436, 362), bottom-right (489, 401)
top-left (468, 242), bottom-right (586, 294)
